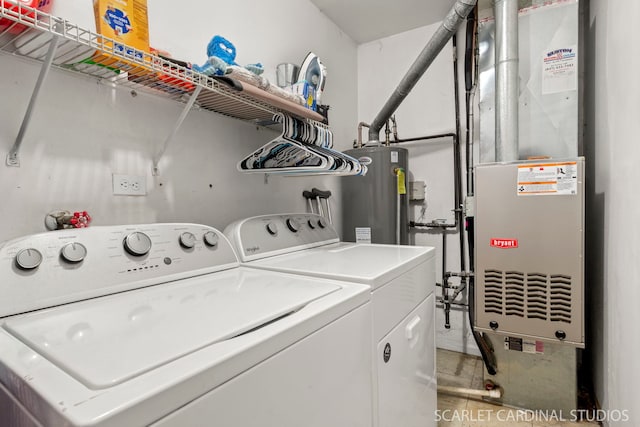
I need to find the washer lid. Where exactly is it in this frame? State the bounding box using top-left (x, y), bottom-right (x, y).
top-left (248, 243), bottom-right (435, 288)
top-left (2, 269), bottom-right (340, 390)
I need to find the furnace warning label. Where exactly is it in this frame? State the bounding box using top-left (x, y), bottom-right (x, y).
top-left (504, 337), bottom-right (544, 354)
top-left (517, 161), bottom-right (578, 196)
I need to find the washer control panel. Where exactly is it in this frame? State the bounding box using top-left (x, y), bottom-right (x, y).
top-left (0, 223), bottom-right (238, 318)
top-left (224, 214), bottom-right (339, 262)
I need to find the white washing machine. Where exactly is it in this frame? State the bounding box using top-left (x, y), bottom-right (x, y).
top-left (225, 213), bottom-right (437, 427)
top-left (0, 223), bottom-right (374, 427)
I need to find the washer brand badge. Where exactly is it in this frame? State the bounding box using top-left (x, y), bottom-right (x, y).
top-left (358, 156), bottom-right (373, 166)
top-left (490, 238), bottom-right (518, 249)
top-left (245, 246), bottom-right (260, 254)
top-left (383, 343), bottom-right (391, 363)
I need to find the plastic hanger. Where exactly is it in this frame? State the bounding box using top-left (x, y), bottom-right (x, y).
top-left (237, 113), bottom-right (366, 176)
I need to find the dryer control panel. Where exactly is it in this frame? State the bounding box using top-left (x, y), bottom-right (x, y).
top-left (0, 224), bottom-right (238, 318)
top-left (224, 214), bottom-right (339, 262)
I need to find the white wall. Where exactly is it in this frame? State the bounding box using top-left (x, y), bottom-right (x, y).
top-left (586, 0), bottom-right (640, 424)
top-left (358, 24), bottom-right (480, 355)
top-left (0, 0), bottom-right (357, 240)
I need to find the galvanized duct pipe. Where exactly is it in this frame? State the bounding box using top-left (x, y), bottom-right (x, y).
top-left (494, 0), bottom-right (519, 161)
top-left (367, 0), bottom-right (477, 144)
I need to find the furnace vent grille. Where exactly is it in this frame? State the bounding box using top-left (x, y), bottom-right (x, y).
top-left (484, 270), bottom-right (503, 315)
top-left (505, 271), bottom-right (525, 317)
top-left (482, 270), bottom-right (573, 323)
top-left (526, 273), bottom-right (548, 321)
top-left (550, 275), bottom-right (572, 323)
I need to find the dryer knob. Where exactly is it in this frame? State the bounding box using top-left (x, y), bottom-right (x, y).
top-left (266, 222), bottom-right (278, 236)
top-left (203, 231), bottom-right (219, 247)
top-left (286, 218), bottom-right (300, 233)
top-left (317, 218), bottom-right (327, 229)
top-left (123, 232), bottom-right (152, 256)
top-left (307, 219), bottom-right (316, 229)
top-left (60, 242), bottom-right (87, 263)
top-left (179, 232), bottom-right (197, 249)
top-left (15, 248), bottom-right (43, 270)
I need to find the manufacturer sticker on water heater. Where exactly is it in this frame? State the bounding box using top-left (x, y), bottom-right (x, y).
top-left (516, 161), bottom-right (578, 196)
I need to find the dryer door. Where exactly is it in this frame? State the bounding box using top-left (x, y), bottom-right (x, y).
top-left (376, 293), bottom-right (436, 427)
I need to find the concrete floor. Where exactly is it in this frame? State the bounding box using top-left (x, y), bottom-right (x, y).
top-left (436, 349), bottom-right (600, 427)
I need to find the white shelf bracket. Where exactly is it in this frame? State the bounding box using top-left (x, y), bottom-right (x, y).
top-left (6, 35), bottom-right (60, 167)
top-left (152, 85), bottom-right (204, 176)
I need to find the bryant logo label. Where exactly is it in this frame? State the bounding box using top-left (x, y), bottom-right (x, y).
top-left (490, 238), bottom-right (518, 249)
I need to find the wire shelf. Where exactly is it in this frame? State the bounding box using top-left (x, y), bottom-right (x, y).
top-left (0, 2), bottom-right (325, 124)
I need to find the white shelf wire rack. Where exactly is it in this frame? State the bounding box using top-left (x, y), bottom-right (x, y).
top-left (0, 2), bottom-right (326, 173)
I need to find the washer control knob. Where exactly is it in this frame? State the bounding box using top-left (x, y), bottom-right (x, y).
top-left (286, 218), bottom-right (300, 233)
top-left (179, 232), bottom-right (197, 249)
top-left (266, 222), bottom-right (278, 236)
top-left (203, 231), bottom-right (219, 247)
top-left (317, 218), bottom-right (328, 229)
top-left (307, 219), bottom-right (316, 229)
top-left (60, 242), bottom-right (87, 263)
top-left (123, 232), bottom-right (152, 256)
top-left (15, 248), bottom-right (43, 270)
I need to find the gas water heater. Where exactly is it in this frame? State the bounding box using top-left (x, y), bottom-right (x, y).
top-left (341, 146), bottom-right (409, 245)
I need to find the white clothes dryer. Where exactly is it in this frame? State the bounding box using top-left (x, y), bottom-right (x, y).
top-left (0, 223), bottom-right (373, 427)
top-left (225, 213), bottom-right (438, 427)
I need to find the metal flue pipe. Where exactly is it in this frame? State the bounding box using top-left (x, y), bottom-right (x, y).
top-left (367, 0), bottom-right (477, 144)
top-left (494, 0), bottom-right (519, 161)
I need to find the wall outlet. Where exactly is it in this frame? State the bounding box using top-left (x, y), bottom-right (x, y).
top-left (113, 174), bottom-right (147, 196)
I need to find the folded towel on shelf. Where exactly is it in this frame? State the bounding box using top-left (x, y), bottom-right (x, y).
top-left (265, 84), bottom-right (306, 106)
top-left (225, 66), bottom-right (305, 106)
top-left (225, 65), bottom-right (269, 89)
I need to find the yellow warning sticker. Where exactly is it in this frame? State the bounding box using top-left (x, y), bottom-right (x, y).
top-left (397, 169), bottom-right (407, 195)
top-left (517, 161), bottom-right (578, 196)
